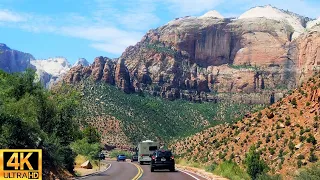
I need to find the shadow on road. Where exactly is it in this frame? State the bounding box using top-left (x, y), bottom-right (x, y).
top-left (151, 170), bottom-right (177, 173)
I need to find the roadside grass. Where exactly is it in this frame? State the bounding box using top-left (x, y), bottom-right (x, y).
top-left (213, 161), bottom-right (251, 180)
top-left (176, 159), bottom-right (250, 180)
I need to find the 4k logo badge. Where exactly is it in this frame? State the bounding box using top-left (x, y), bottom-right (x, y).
top-left (0, 149), bottom-right (42, 180)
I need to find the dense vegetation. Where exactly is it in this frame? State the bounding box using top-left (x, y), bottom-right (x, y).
top-left (0, 69), bottom-right (100, 178)
top-left (76, 79), bottom-right (264, 145)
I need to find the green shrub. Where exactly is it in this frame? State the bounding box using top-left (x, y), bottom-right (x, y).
top-left (291, 98), bottom-right (297, 106)
top-left (295, 162), bottom-right (320, 179)
top-left (70, 138), bottom-right (101, 160)
top-left (245, 146), bottom-right (269, 179)
top-left (285, 119), bottom-right (291, 126)
top-left (306, 134), bottom-right (317, 145)
top-left (297, 159), bottom-right (303, 168)
top-left (309, 152), bottom-right (318, 162)
top-left (256, 173), bottom-right (282, 180)
top-left (205, 162), bottom-right (218, 172)
top-left (213, 161), bottom-right (251, 180)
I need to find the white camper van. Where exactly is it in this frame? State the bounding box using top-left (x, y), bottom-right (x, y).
top-left (137, 140), bottom-right (159, 164)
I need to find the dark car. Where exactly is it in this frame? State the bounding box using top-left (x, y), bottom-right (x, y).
top-left (131, 154), bottom-right (138, 162)
top-left (100, 153), bottom-right (105, 160)
top-left (117, 154), bottom-right (126, 162)
top-left (150, 150), bottom-right (175, 172)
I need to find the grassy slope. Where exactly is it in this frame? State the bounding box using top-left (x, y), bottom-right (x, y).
top-left (75, 79), bottom-right (264, 146)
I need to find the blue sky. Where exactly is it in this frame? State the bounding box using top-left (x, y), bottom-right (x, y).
top-left (0, 0), bottom-right (319, 64)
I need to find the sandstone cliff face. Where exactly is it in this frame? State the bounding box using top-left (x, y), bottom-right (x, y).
top-left (64, 56), bottom-right (133, 93)
top-left (64, 16), bottom-right (320, 104)
top-left (293, 28), bottom-right (320, 84)
top-left (0, 43), bottom-right (35, 73)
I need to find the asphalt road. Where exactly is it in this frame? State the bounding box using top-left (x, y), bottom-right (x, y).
top-left (77, 160), bottom-right (207, 180)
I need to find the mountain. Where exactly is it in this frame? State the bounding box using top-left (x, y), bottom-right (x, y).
top-left (238, 5), bottom-right (311, 39)
top-left (307, 17), bottom-right (320, 29)
top-left (170, 73), bottom-right (320, 178)
top-left (0, 43), bottom-right (35, 73)
top-left (199, 10), bottom-right (224, 19)
top-left (64, 5), bottom-right (320, 104)
top-left (0, 44), bottom-right (76, 88)
top-left (31, 57), bottom-right (72, 88)
top-left (73, 58), bottom-right (90, 67)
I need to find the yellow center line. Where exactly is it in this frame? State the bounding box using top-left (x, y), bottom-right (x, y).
top-left (131, 162), bottom-right (143, 180)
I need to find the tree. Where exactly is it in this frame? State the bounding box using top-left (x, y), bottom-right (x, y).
top-left (83, 126), bottom-right (101, 144)
top-left (0, 69), bottom-right (83, 176)
top-left (245, 145), bottom-right (269, 180)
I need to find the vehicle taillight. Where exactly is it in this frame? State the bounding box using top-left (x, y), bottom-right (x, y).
top-left (170, 156), bottom-right (174, 160)
top-left (152, 156), bottom-right (155, 160)
top-left (141, 154), bottom-right (144, 157)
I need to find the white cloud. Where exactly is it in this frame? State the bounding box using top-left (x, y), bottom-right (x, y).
top-left (90, 43), bottom-right (127, 55)
top-left (60, 26), bottom-right (143, 54)
top-left (0, 9), bottom-right (24, 22)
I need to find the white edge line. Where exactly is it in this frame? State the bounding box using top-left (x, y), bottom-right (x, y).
top-left (178, 169), bottom-right (201, 180)
top-left (76, 163), bottom-right (112, 180)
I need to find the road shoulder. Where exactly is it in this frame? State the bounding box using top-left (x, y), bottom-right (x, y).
top-left (177, 164), bottom-right (228, 180)
top-left (73, 163), bottom-right (111, 179)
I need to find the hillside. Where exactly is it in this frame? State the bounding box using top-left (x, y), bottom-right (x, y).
top-left (70, 78), bottom-right (264, 148)
top-left (170, 72), bottom-right (320, 179)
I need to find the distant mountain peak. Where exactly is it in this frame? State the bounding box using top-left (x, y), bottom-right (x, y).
top-left (31, 57), bottom-right (71, 77)
top-left (199, 10), bottom-right (224, 19)
top-left (73, 58), bottom-right (90, 67)
top-left (239, 5), bottom-right (309, 39)
top-left (0, 43), bottom-right (10, 50)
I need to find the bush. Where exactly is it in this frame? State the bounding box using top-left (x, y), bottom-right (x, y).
top-left (285, 120), bottom-right (291, 126)
top-left (205, 162), bottom-right (218, 172)
top-left (213, 161), bottom-right (251, 180)
top-left (295, 162), bottom-right (320, 179)
top-left (297, 159), bottom-right (303, 168)
top-left (256, 173), bottom-right (282, 180)
top-left (309, 152), bottom-right (318, 162)
top-left (70, 138), bottom-right (101, 160)
top-left (245, 146), bottom-right (269, 179)
top-left (291, 98), bottom-right (297, 106)
top-left (306, 134), bottom-right (317, 145)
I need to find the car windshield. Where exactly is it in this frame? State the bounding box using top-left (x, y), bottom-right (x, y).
top-left (157, 151), bottom-right (172, 157)
top-left (120, 155), bottom-right (125, 156)
top-left (149, 146), bottom-right (157, 151)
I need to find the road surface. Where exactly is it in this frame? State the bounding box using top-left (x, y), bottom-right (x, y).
top-left (77, 160), bottom-right (207, 180)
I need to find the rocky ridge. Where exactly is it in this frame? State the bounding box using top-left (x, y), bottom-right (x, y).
top-left (0, 43), bottom-right (35, 73)
top-left (64, 5), bottom-right (320, 104)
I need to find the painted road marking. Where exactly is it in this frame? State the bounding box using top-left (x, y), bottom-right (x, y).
top-left (131, 163), bottom-right (143, 180)
top-left (179, 169), bottom-right (202, 180)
